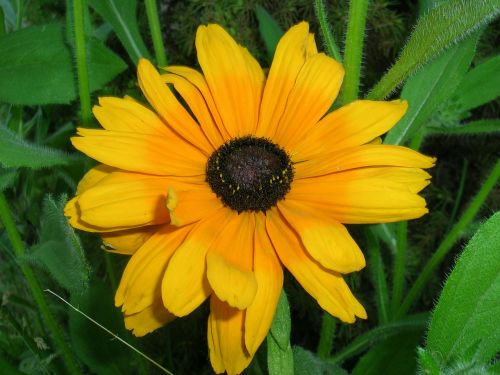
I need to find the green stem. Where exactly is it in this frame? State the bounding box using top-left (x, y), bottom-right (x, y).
top-left (313, 0), bottom-right (342, 62)
top-left (397, 160), bottom-right (500, 317)
top-left (72, 0), bottom-right (92, 127)
top-left (447, 159), bottom-right (468, 232)
top-left (390, 221), bottom-right (407, 317)
top-left (341, 0), bottom-right (369, 104)
top-left (145, 0), bottom-right (167, 66)
top-left (316, 313), bottom-right (336, 359)
top-left (15, 0), bottom-right (23, 30)
top-left (328, 313), bottom-right (428, 364)
top-left (104, 251), bottom-right (118, 291)
top-left (0, 193), bottom-right (82, 375)
top-left (366, 227), bottom-right (389, 324)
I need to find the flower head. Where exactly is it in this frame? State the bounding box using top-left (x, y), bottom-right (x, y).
top-left (65, 22), bottom-right (435, 374)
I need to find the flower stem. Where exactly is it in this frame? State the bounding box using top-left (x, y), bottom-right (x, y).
top-left (390, 221), bottom-right (407, 317)
top-left (366, 227), bottom-right (389, 324)
top-left (313, 0), bottom-right (342, 62)
top-left (0, 193), bottom-right (82, 375)
top-left (316, 313), bottom-right (336, 359)
top-left (72, 0), bottom-right (92, 127)
top-left (145, 0), bottom-right (167, 66)
top-left (397, 160), bottom-right (500, 318)
top-left (341, 0), bottom-right (369, 104)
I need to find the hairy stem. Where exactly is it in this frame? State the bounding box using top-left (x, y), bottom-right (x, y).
top-left (317, 313), bottom-right (336, 359)
top-left (313, 0), bottom-right (342, 62)
top-left (341, 0), bottom-right (369, 104)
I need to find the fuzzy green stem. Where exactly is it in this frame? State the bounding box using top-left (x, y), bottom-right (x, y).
top-left (366, 227), bottom-right (389, 324)
top-left (72, 0), bottom-right (92, 127)
top-left (0, 193), bottom-right (82, 375)
top-left (390, 221), bottom-right (407, 317)
top-left (341, 0), bottom-right (369, 104)
top-left (15, 0), bottom-right (23, 30)
top-left (145, 0), bottom-right (167, 66)
top-left (317, 313), bottom-right (336, 359)
top-left (447, 159), bottom-right (468, 232)
top-left (397, 160), bottom-right (500, 317)
top-left (313, 0), bottom-right (342, 62)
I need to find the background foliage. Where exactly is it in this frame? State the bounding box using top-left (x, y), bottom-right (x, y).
top-left (0, 0), bottom-right (499, 374)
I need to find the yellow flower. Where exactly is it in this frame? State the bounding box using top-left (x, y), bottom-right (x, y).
top-left (65, 22), bottom-right (435, 374)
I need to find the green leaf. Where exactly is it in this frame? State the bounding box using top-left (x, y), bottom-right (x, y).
top-left (24, 195), bottom-right (90, 294)
top-left (384, 32), bottom-right (480, 145)
top-left (255, 5), bottom-right (283, 63)
top-left (69, 279), bottom-right (133, 375)
top-left (0, 167), bottom-right (16, 192)
top-left (0, 126), bottom-right (72, 169)
top-left (88, 0), bottom-right (151, 64)
top-left (0, 23), bottom-right (126, 105)
top-left (352, 331), bottom-right (423, 375)
top-left (427, 119), bottom-right (500, 135)
top-left (368, 0), bottom-right (500, 100)
top-left (453, 54), bottom-right (500, 111)
top-left (424, 212), bottom-right (500, 366)
top-left (293, 346), bottom-right (348, 375)
top-left (267, 291), bottom-right (293, 375)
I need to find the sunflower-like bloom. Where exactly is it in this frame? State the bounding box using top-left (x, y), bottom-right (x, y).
top-left (65, 22), bottom-right (434, 374)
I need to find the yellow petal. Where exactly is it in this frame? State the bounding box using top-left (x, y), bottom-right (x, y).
top-left (266, 209), bottom-right (366, 322)
top-left (161, 73), bottom-right (224, 149)
top-left (65, 196), bottom-right (121, 232)
top-left (206, 212), bottom-right (257, 309)
top-left (165, 65), bottom-right (228, 140)
top-left (288, 167), bottom-right (431, 224)
top-left (76, 164), bottom-right (116, 194)
top-left (295, 144), bottom-right (436, 179)
top-left (77, 172), bottom-right (170, 228)
top-left (294, 100), bottom-right (408, 159)
top-left (273, 53), bottom-right (344, 150)
top-left (115, 224), bottom-right (191, 314)
top-left (166, 184), bottom-right (223, 227)
top-left (245, 213), bottom-right (283, 355)
top-left (257, 22), bottom-right (311, 138)
top-left (161, 210), bottom-right (229, 316)
top-left (101, 225), bottom-right (159, 254)
top-left (137, 59), bottom-right (212, 154)
top-left (196, 24), bottom-right (264, 137)
top-left (72, 129), bottom-right (206, 176)
top-left (278, 201), bottom-right (365, 273)
top-left (208, 297), bottom-right (252, 375)
top-left (124, 298), bottom-right (175, 337)
top-left (93, 96), bottom-right (171, 136)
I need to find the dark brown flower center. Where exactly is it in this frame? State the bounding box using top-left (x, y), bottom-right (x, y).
top-left (206, 136), bottom-right (294, 213)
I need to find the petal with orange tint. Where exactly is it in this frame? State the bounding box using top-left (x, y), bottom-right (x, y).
top-left (273, 53), bottom-right (344, 150)
top-left (206, 212), bottom-right (257, 309)
top-left (137, 59), bottom-right (212, 154)
top-left (64, 196), bottom-right (123, 233)
top-left (278, 201), bottom-right (365, 273)
top-left (294, 144), bottom-right (436, 179)
top-left (101, 225), bottom-right (159, 254)
top-left (208, 297), bottom-right (252, 375)
top-left (124, 298), bottom-right (175, 337)
top-left (166, 183), bottom-right (223, 227)
top-left (266, 208), bottom-right (366, 323)
top-left (72, 129), bottom-right (206, 176)
top-left (115, 224), bottom-right (191, 314)
top-left (162, 209), bottom-right (229, 316)
top-left (294, 100), bottom-right (408, 159)
top-left (77, 173), bottom-right (170, 228)
top-left (288, 167), bottom-right (431, 224)
top-left (165, 66), bottom-right (228, 139)
top-left (244, 213), bottom-right (283, 355)
top-left (196, 24), bottom-right (264, 137)
top-left (93, 96), bottom-right (171, 136)
top-left (161, 73), bottom-right (224, 149)
top-left (257, 22), bottom-right (312, 138)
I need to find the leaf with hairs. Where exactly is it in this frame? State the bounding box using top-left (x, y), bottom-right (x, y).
top-left (267, 291), bottom-right (293, 375)
top-left (368, 0), bottom-right (500, 100)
